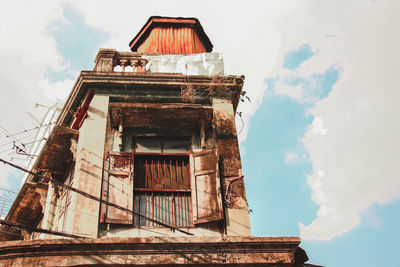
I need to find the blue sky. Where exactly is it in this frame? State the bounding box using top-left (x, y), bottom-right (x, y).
top-left (0, 1), bottom-right (399, 266)
top-left (46, 4), bottom-right (109, 82)
top-left (243, 43), bottom-right (400, 266)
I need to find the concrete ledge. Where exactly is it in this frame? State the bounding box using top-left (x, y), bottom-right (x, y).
top-left (56, 71), bottom-right (244, 128)
top-left (0, 236), bottom-right (306, 266)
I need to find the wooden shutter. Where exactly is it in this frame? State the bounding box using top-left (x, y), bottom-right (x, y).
top-left (100, 152), bottom-right (133, 224)
top-left (192, 149), bottom-right (223, 224)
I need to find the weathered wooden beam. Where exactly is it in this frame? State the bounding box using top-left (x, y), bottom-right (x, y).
top-left (109, 102), bottom-right (213, 110)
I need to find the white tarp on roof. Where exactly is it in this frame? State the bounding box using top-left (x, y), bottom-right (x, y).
top-left (143, 52), bottom-right (224, 75)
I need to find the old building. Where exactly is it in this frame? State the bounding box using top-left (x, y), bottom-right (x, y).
top-left (0, 17), bottom-right (309, 266)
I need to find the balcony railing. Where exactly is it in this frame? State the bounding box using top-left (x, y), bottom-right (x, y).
top-left (94, 49), bottom-right (148, 73)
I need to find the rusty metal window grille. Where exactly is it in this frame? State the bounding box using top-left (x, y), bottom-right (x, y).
top-left (101, 136), bottom-right (193, 227)
top-left (133, 155), bottom-right (192, 227)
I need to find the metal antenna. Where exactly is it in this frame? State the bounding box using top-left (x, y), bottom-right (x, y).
top-left (22, 102), bottom-right (62, 177)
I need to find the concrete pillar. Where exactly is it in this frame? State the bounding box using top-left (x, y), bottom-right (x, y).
top-left (39, 182), bottom-right (57, 239)
top-left (67, 95), bottom-right (109, 237)
top-left (212, 98), bottom-right (251, 236)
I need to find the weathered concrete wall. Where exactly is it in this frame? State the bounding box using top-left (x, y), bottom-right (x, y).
top-left (67, 95), bottom-right (109, 237)
top-left (212, 98), bottom-right (251, 236)
top-left (101, 223), bottom-right (222, 238)
top-left (0, 236), bottom-right (305, 266)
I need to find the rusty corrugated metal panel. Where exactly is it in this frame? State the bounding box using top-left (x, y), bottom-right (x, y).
top-left (192, 149), bottom-right (223, 224)
top-left (137, 26), bottom-right (207, 54)
top-left (193, 29), bottom-right (206, 53)
top-left (130, 16), bottom-right (212, 53)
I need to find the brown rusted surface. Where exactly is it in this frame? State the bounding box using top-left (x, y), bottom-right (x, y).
top-left (212, 98), bottom-right (245, 209)
top-left (109, 153), bottom-right (131, 173)
top-left (15, 187), bottom-right (42, 224)
top-left (0, 236), bottom-right (307, 266)
top-left (0, 183), bottom-right (46, 242)
top-left (215, 134), bottom-right (247, 208)
top-left (36, 126), bottom-right (79, 174)
top-left (217, 138), bottom-right (242, 178)
top-left (217, 138), bottom-right (246, 207)
top-left (109, 103), bottom-right (213, 129)
top-left (129, 16), bottom-right (213, 53)
top-left (213, 109), bottom-right (236, 138)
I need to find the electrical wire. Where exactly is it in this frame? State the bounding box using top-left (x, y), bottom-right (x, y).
top-left (5, 122), bottom-right (55, 138)
top-left (0, 157), bottom-right (193, 236)
top-left (0, 134), bottom-right (31, 148)
top-left (0, 187), bottom-right (99, 220)
top-left (0, 124), bottom-right (25, 147)
top-left (0, 219), bottom-right (84, 239)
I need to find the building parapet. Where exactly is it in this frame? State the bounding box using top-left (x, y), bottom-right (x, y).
top-left (94, 49), bottom-right (224, 76)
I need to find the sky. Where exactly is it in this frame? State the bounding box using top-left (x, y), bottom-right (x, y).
top-left (0, 0), bottom-right (399, 266)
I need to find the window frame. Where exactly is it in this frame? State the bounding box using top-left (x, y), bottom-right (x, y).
top-left (132, 136), bottom-right (193, 228)
top-left (101, 133), bottom-right (224, 228)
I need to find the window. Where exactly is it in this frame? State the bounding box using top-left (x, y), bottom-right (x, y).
top-left (134, 137), bottom-right (192, 227)
top-left (134, 155), bottom-right (191, 227)
top-left (100, 135), bottom-right (224, 228)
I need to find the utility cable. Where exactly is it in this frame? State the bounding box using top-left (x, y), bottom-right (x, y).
top-left (0, 157), bottom-right (193, 236)
top-left (0, 135), bottom-right (31, 149)
top-left (0, 124), bottom-right (25, 147)
top-left (5, 122), bottom-right (55, 138)
top-left (0, 186), bottom-right (99, 220)
top-left (0, 219), bottom-right (84, 239)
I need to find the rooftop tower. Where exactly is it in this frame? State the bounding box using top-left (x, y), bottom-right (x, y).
top-left (0, 16), bottom-right (310, 266)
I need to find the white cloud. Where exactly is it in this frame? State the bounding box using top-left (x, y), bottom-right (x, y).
top-left (39, 78), bottom-right (75, 102)
top-left (284, 152), bottom-right (300, 165)
top-left (0, 0), bottom-right (70, 187)
top-left (309, 117), bottom-right (328, 136)
top-left (271, 63), bottom-right (342, 105)
top-left (276, 0), bottom-right (400, 240)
